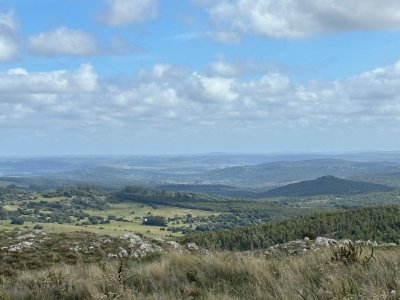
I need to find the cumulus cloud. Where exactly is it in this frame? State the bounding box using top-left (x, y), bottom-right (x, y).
top-left (2, 60), bottom-right (400, 136)
top-left (28, 27), bottom-right (141, 57)
top-left (208, 60), bottom-right (244, 77)
top-left (100, 0), bottom-right (158, 26)
top-left (196, 0), bottom-right (400, 39)
top-left (0, 63), bottom-right (98, 94)
top-left (0, 11), bottom-right (18, 61)
top-left (28, 27), bottom-right (98, 57)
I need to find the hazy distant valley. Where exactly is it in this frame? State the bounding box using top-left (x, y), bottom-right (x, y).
top-left (3, 152), bottom-right (400, 188)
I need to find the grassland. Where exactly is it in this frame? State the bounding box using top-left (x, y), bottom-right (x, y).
top-left (85, 202), bottom-right (215, 219)
top-left (0, 200), bottom-right (217, 237)
top-left (0, 246), bottom-right (398, 299)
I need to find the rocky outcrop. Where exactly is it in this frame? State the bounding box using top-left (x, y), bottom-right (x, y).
top-left (0, 230), bottom-right (203, 259)
top-left (263, 237), bottom-right (398, 256)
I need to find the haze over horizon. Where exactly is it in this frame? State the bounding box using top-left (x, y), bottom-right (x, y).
top-left (1, 0), bottom-right (400, 155)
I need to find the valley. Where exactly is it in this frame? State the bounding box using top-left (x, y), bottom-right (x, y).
top-left (0, 154), bottom-right (400, 299)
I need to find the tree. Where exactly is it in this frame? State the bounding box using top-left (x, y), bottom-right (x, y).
top-left (11, 219), bottom-right (24, 225)
top-left (142, 216), bottom-right (167, 227)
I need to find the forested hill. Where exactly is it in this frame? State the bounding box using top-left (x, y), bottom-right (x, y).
top-left (259, 175), bottom-right (394, 197)
top-left (182, 205), bottom-right (400, 251)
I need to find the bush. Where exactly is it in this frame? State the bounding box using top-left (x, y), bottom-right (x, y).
top-left (142, 216), bottom-right (167, 227)
top-left (330, 242), bottom-right (375, 266)
top-left (10, 219), bottom-right (24, 225)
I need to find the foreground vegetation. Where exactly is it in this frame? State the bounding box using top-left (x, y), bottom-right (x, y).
top-left (0, 186), bottom-right (399, 299)
top-left (0, 246), bottom-right (399, 299)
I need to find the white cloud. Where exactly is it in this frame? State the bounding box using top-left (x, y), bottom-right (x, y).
top-left (28, 27), bottom-right (98, 57)
top-left (190, 73), bottom-right (239, 102)
top-left (209, 60), bottom-right (241, 77)
top-left (0, 11), bottom-right (18, 61)
top-left (100, 0), bottom-right (158, 26)
top-left (0, 64), bottom-right (98, 94)
top-left (197, 0), bottom-right (400, 39)
top-left (2, 60), bottom-right (400, 137)
top-left (28, 27), bottom-right (142, 57)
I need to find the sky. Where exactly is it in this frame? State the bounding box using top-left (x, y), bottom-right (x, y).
top-left (1, 0), bottom-right (400, 155)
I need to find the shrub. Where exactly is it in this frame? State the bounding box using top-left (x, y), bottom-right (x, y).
top-left (142, 216), bottom-right (167, 227)
top-left (10, 219), bottom-right (24, 225)
top-left (330, 242), bottom-right (375, 266)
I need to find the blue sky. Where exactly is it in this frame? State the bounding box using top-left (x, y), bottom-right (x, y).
top-left (1, 0), bottom-right (400, 155)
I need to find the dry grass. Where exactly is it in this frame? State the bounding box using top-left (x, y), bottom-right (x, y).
top-left (0, 247), bottom-right (399, 299)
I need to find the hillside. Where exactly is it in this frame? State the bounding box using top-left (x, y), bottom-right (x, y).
top-left (194, 158), bottom-right (400, 186)
top-left (0, 232), bottom-right (399, 299)
top-left (260, 175), bottom-right (394, 197)
top-left (156, 184), bottom-right (258, 198)
top-left (183, 205), bottom-right (400, 251)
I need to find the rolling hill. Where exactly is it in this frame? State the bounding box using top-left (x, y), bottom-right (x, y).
top-left (259, 175), bottom-right (394, 197)
top-left (194, 158), bottom-right (400, 186)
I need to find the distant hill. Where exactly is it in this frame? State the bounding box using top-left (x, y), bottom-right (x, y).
top-left (260, 175), bottom-right (394, 197)
top-left (194, 158), bottom-right (400, 186)
top-left (349, 172), bottom-right (400, 188)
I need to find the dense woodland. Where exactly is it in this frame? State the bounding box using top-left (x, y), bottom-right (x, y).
top-left (182, 206), bottom-right (400, 250)
top-left (260, 175), bottom-right (394, 197)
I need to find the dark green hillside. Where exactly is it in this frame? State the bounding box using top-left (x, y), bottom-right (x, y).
top-left (260, 175), bottom-right (394, 197)
top-left (182, 205), bottom-right (400, 251)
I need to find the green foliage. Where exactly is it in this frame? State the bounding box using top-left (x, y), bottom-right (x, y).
top-left (0, 207), bottom-right (8, 220)
top-left (142, 215), bottom-right (167, 227)
top-left (118, 185), bottom-right (317, 231)
top-left (182, 205), bottom-right (400, 251)
top-left (330, 242), bottom-right (376, 266)
top-left (10, 219), bottom-right (24, 225)
top-left (261, 175), bottom-right (393, 197)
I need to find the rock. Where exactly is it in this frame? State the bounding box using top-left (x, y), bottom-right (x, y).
top-left (315, 237), bottom-right (337, 246)
top-left (120, 233), bottom-right (142, 244)
top-left (118, 247), bottom-right (129, 257)
top-left (69, 245), bottom-right (81, 252)
top-left (151, 237), bottom-right (165, 243)
top-left (8, 241), bottom-right (35, 252)
top-left (186, 243), bottom-right (199, 251)
top-left (16, 233), bottom-right (36, 240)
top-left (166, 241), bottom-right (182, 250)
top-left (120, 232), bottom-right (164, 257)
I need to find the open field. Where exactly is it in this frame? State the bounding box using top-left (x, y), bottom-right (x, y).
top-left (0, 220), bottom-right (177, 237)
top-left (85, 202), bottom-right (216, 219)
top-left (0, 200), bottom-right (217, 237)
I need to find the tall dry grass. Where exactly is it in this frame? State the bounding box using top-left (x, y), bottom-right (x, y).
top-left (0, 247), bottom-right (399, 299)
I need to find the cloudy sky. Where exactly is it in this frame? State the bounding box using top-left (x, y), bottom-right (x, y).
top-left (1, 0), bottom-right (400, 155)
